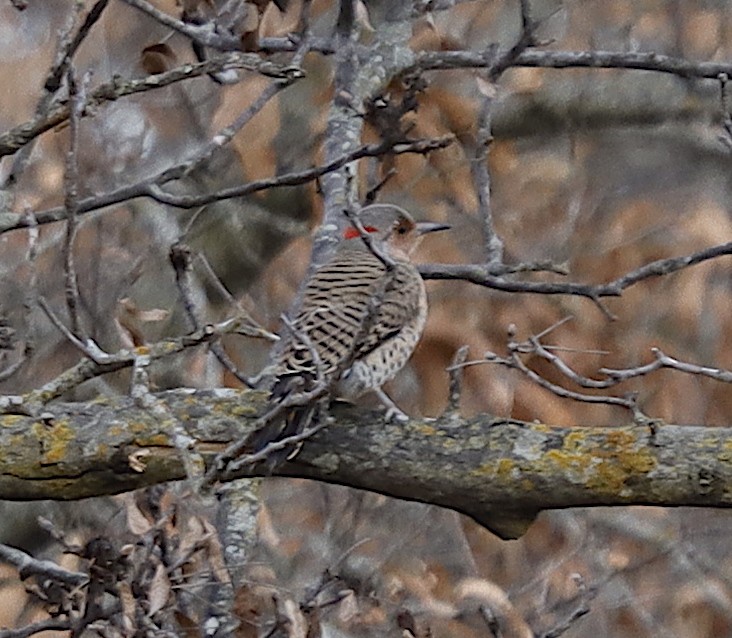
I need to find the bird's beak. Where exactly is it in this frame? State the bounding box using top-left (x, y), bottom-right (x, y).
top-left (415, 221), bottom-right (451, 236)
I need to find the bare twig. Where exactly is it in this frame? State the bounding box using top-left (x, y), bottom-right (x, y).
top-left (498, 346), bottom-right (635, 409)
top-left (0, 618), bottom-right (72, 638)
top-left (0, 53), bottom-right (300, 159)
top-left (411, 0), bottom-right (476, 15)
top-left (364, 167), bottom-right (397, 204)
top-left (600, 348), bottom-right (732, 384)
top-left (718, 73), bottom-right (732, 150)
top-left (224, 415), bottom-right (329, 476)
top-left (43, 0), bottom-right (110, 95)
top-left (121, 0), bottom-right (240, 51)
top-left (413, 48), bottom-right (732, 80)
top-left (471, 88), bottom-right (503, 265)
top-left (179, 78), bottom-right (293, 180)
top-left (63, 68), bottom-right (90, 338)
top-left (205, 313), bottom-right (333, 480)
top-left (0, 318), bottom-right (243, 413)
top-left (4, 136), bottom-right (453, 235)
top-left (193, 252), bottom-right (278, 341)
top-left (420, 240), bottom-right (732, 305)
top-left (469, 0), bottom-right (540, 265)
top-left (0, 543), bottom-right (87, 586)
top-left (149, 136), bottom-right (451, 208)
top-left (170, 238), bottom-right (278, 388)
top-left (0, 342), bottom-right (32, 382)
top-left (169, 242), bottom-right (201, 331)
top-left (37, 296), bottom-right (108, 364)
top-left (445, 345), bottom-right (470, 415)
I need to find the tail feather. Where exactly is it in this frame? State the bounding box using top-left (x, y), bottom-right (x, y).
top-left (245, 375), bottom-right (319, 472)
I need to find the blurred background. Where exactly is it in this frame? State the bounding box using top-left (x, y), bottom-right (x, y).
top-left (1, 0), bottom-right (731, 636)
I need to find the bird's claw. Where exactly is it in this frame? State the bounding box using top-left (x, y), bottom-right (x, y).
top-left (374, 387), bottom-right (410, 423)
top-left (384, 406), bottom-right (410, 423)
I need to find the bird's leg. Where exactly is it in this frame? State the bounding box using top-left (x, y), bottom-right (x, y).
top-left (373, 387), bottom-right (409, 423)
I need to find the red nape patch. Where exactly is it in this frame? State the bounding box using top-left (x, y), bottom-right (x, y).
top-left (343, 225), bottom-right (378, 239)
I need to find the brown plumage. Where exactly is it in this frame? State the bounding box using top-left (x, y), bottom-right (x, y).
top-left (249, 204), bottom-right (449, 469)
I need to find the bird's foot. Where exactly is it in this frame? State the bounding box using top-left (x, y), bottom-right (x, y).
top-left (384, 406), bottom-right (410, 423)
top-left (374, 387), bottom-right (409, 423)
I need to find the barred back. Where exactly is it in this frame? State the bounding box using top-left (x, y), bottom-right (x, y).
top-left (273, 243), bottom-right (426, 386)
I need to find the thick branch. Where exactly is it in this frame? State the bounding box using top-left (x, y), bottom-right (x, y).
top-left (0, 388), bottom-right (729, 539)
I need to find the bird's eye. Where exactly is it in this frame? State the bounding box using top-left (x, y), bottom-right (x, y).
top-left (397, 225), bottom-right (408, 235)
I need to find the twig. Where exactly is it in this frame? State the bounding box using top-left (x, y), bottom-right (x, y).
top-left (206, 313), bottom-right (332, 478)
top-left (600, 347), bottom-right (732, 384)
top-left (290, 0), bottom-right (315, 68)
top-left (0, 318), bottom-right (242, 413)
top-left (364, 167), bottom-right (396, 204)
top-left (419, 239), bottom-right (732, 305)
top-left (37, 296), bottom-right (108, 364)
top-left (502, 347), bottom-right (635, 409)
top-left (487, 0), bottom-right (539, 80)
top-left (472, 86), bottom-right (503, 265)
top-left (170, 242), bottom-right (257, 388)
top-left (413, 48), bottom-right (732, 80)
top-left (193, 252), bottom-right (278, 341)
top-left (411, 0), bottom-right (476, 15)
top-left (121, 0), bottom-right (240, 51)
top-left (445, 345), bottom-right (470, 415)
top-left (63, 67), bottom-right (90, 338)
top-left (0, 543), bottom-right (87, 586)
top-left (5, 136), bottom-right (454, 235)
top-left (1, 3), bottom-right (87, 192)
top-left (169, 242), bottom-right (201, 331)
top-left (171, 240), bottom-right (277, 387)
top-left (0, 343), bottom-right (32, 382)
top-left (43, 0), bottom-right (110, 95)
top-left (201, 378), bottom-right (331, 486)
top-left (470, 0), bottom-right (539, 265)
top-left (178, 78), bottom-right (293, 182)
top-left (150, 136), bottom-right (451, 208)
top-left (719, 73), bottom-right (732, 150)
top-left (0, 618), bottom-right (72, 638)
top-left (0, 53), bottom-right (300, 159)
top-left (224, 419), bottom-right (329, 476)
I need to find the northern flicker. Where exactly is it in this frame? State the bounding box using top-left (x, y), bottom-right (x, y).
top-left (248, 203), bottom-right (449, 468)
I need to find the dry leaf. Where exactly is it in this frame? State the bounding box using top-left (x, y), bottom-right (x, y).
top-left (140, 43), bottom-right (178, 75)
top-left (125, 495), bottom-right (153, 535)
top-left (148, 561), bottom-right (172, 616)
top-left (128, 449), bottom-right (150, 473)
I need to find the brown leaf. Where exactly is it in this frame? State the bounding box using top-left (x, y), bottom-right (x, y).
top-left (140, 43), bottom-right (178, 75)
top-left (148, 561), bottom-right (172, 616)
top-left (125, 495), bottom-right (153, 535)
top-left (127, 449), bottom-right (150, 473)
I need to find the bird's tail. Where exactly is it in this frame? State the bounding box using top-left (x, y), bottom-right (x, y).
top-left (245, 375), bottom-right (319, 472)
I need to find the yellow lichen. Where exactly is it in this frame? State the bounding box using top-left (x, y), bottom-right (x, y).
top-left (33, 419), bottom-right (75, 465)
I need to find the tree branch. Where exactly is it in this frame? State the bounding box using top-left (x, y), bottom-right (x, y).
top-left (413, 48), bottom-right (732, 80)
top-left (419, 240), bottom-right (732, 305)
top-left (0, 52), bottom-right (299, 159)
top-left (1, 136), bottom-right (452, 235)
top-left (0, 388), bottom-right (730, 539)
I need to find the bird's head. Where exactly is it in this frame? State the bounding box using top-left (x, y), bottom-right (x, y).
top-left (343, 204), bottom-right (450, 258)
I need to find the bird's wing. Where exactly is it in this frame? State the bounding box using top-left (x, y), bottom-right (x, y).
top-left (275, 248), bottom-right (423, 378)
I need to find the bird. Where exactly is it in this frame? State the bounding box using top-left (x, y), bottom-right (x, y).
top-left (247, 203), bottom-right (449, 469)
